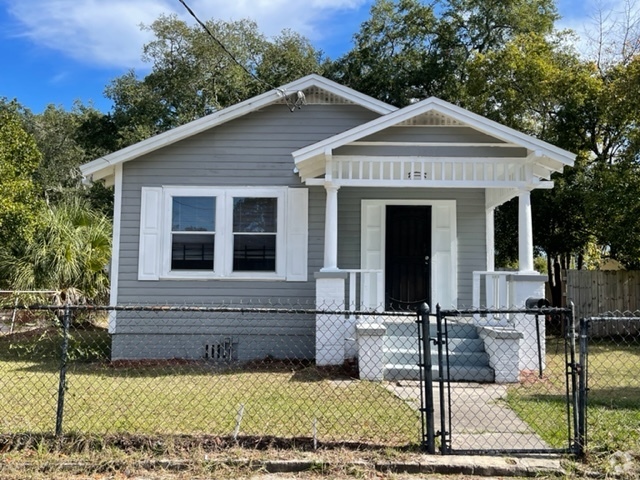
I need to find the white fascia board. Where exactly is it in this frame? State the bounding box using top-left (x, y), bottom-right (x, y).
top-left (79, 74), bottom-right (396, 181)
top-left (293, 96), bottom-right (576, 169)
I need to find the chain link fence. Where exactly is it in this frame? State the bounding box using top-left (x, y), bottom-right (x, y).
top-left (0, 300), bottom-right (419, 447)
top-left (419, 306), bottom-right (580, 455)
top-left (1, 297), bottom-right (637, 460)
top-left (581, 311), bottom-right (640, 469)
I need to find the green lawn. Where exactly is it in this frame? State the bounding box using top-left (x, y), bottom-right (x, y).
top-left (505, 336), bottom-right (640, 454)
top-left (0, 326), bottom-right (419, 446)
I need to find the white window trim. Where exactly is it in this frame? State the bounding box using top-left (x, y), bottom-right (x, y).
top-left (160, 186), bottom-right (287, 280)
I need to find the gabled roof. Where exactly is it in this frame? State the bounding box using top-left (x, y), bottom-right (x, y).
top-left (80, 74), bottom-right (397, 181)
top-left (292, 96), bottom-right (575, 179)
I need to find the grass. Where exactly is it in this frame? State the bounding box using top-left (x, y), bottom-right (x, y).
top-left (505, 336), bottom-right (640, 457)
top-left (0, 323), bottom-right (419, 446)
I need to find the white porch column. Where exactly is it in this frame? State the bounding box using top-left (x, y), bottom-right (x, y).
top-left (486, 206), bottom-right (495, 272)
top-left (518, 189), bottom-right (534, 273)
top-left (322, 183), bottom-right (340, 271)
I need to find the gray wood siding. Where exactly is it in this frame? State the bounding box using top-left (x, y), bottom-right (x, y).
top-left (117, 105), bottom-right (377, 306)
top-left (335, 188), bottom-right (486, 306)
top-left (113, 102), bottom-right (489, 359)
top-left (336, 125), bottom-right (527, 158)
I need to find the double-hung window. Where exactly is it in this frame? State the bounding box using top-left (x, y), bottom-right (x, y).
top-left (232, 197), bottom-right (277, 272)
top-left (136, 186), bottom-right (307, 281)
top-left (171, 196), bottom-right (216, 270)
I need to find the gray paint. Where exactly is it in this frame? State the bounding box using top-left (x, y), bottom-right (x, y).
top-left (118, 104), bottom-right (377, 306)
top-left (335, 145), bottom-right (527, 157)
top-left (114, 104), bottom-right (374, 360)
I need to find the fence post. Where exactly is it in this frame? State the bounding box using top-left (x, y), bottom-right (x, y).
top-left (566, 302), bottom-right (581, 454)
top-left (435, 304), bottom-right (449, 454)
top-left (55, 304), bottom-right (70, 437)
top-left (576, 316), bottom-right (588, 456)
top-left (419, 302), bottom-right (435, 454)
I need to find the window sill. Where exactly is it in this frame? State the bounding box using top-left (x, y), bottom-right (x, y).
top-left (158, 273), bottom-right (287, 282)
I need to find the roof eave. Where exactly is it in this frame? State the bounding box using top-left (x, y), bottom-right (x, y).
top-left (293, 97), bottom-right (576, 168)
top-left (80, 74), bottom-right (397, 181)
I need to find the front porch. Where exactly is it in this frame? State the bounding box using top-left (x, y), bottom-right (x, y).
top-left (314, 269), bottom-right (545, 383)
top-left (290, 97), bottom-right (574, 382)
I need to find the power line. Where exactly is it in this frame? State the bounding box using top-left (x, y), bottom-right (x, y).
top-left (176, 0), bottom-right (306, 112)
top-left (177, 0), bottom-right (272, 89)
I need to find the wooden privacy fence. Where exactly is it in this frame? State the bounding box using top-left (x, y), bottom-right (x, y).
top-left (564, 270), bottom-right (640, 336)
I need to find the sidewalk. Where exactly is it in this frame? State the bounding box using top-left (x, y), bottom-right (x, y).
top-left (387, 381), bottom-right (548, 451)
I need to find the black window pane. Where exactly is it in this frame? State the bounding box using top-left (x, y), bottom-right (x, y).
top-left (172, 197), bottom-right (215, 232)
top-left (233, 235), bottom-right (276, 271)
top-left (172, 233), bottom-right (214, 270)
top-left (233, 198), bottom-right (276, 233)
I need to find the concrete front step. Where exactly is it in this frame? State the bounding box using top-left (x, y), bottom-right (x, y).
top-left (384, 364), bottom-right (495, 382)
top-left (385, 336), bottom-right (485, 352)
top-left (383, 321), bottom-right (479, 339)
top-left (385, 347), bottom-right (490, 366)
top-left (382, 320), bottom-right (494, 382)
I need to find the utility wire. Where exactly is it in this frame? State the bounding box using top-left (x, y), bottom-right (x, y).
top-left (177, 0), bottom-right (305, 112)
top-left (178, 0), bottom-right (271, 89)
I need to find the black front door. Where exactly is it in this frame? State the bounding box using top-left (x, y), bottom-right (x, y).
top-left (385, 205), bottom-right (432, 310)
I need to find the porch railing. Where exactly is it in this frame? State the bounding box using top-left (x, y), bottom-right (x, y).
top-left (332, 156), bottom-right (532, 185)
top-left (472, 271), bottom-right (513, 325)
top-left (341, 269), bottom-right (384, 312)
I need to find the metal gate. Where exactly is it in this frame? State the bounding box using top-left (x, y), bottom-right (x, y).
top-left (417, 304), bottom-right (585, 455)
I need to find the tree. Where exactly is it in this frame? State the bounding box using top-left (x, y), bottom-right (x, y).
top-left (105, 15), bottom-right (324, 147)
top-left (0, 198), bottom-right (112, 302)
top-left (327, 0), bottom-right (440, 106)
top-left (23, 104), bottom-right (87, 204)
top-left (328, 0), bottom-right (560, 106)
top-left (0, 102), bottom-right (42, 251)
top-left (254, 30), bottom-right (322, 88)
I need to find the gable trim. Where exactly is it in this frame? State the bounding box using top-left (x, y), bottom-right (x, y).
top-left (293, 97), bottom-right (575, 171)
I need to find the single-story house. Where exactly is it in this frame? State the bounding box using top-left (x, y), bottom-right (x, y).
top-left (80, 74), bottom-right (575, 379)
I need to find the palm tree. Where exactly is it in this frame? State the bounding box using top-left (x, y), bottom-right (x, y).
top-left (0, 198), bottom-right (111, 304)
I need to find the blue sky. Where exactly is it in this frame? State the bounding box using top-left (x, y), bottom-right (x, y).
top-left (0, 0), bottom-right (632, 113)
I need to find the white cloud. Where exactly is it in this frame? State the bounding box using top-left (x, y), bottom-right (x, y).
top-left (5, 0), bottom-right (369, 69)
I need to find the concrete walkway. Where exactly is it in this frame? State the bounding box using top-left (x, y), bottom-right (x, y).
top-left (387, 381), bottom-right (548, 451)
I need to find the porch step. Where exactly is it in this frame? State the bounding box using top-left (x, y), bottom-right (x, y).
top-left (384, 364), bottom-right (495, 382)
top-left (382, 320), bottom-right (494, 382)
top-left (385, 336), bottom-right (485, 352)
top-left (383, 320), bottom-right (479, 339)
top-left (385, 347), bottom-right (489, 366)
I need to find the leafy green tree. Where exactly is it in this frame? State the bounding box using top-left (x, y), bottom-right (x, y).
top-left (0, 103), bottom-right (42, 251)
top-left (255, 30), bottom-right (322, 87)
top-left (105, 15), bottom-right (324, 147)
top-left (328, 0), bottom-right (561, 106)
top-left (0, 199), bottom-right (111, 302)
top-left (24, 104), bottom-right (87, 204)
top-left (327, 0), bottom-right (440, 106)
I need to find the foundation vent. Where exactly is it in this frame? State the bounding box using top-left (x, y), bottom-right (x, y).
top-left (205, 337), bottom-right (234, 362)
